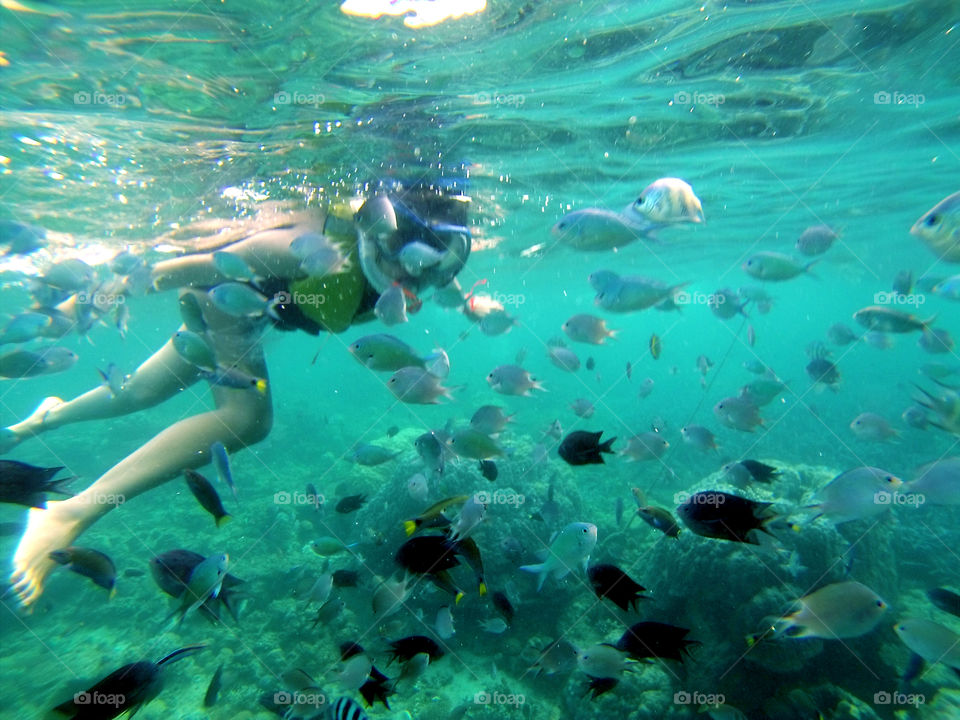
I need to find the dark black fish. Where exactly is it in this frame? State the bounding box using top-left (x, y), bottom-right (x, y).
top-left (586, 357), bottom-right (596, 371)
top-left (394, 535), bottom-right (460, 575)
top-left (585, 676), bottom-right (618, 699)
top-left (49, 546), bottom-right (116, 595)
top-left (478, 459), bottom-right (498, 481)
top-left (203, 663), bottom-right (223, 708)
top-left (359, 666), bottom-right (393, 709)
top-left (615, 621), bottom-right (699, 662)
top-left (0, 459), bottom-right (73, 508)
top-left (557, 430), bottom-right (616, 466)
top-left (676, 491), bottom-right (776, 544)
top-left (587, 563), bottom-right (648, 612)
top-left (148, 549), bottom-right (243, 624)
top-left (386, 425), bottom-right (400, 438)
top-left (738, 459), bottom-right (780, 483)
top-left (388, 635), bottom-right (444, 664)
top-left (50, 645), bottom-right (204, 719)
top-left (332, 569), bottom-right (361, 588)
top-left (336, 494), bottom-right (367, 514)
top-left (184, 469), bottom-right (230, 527)
top-left (395, 534), bottom-right (466, 599)
top-left (927, 587), bottom-right (960, 618)
top-left (491, 590), bottom-right (515, 626)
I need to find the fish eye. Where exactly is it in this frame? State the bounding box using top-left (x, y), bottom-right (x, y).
top-left (925, 213), bottom-right (938, 226)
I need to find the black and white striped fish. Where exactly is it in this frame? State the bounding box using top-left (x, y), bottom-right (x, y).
top-left (329, 696), bottom-right (369, 720)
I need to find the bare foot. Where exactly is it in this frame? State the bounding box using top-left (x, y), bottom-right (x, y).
top-left (1, 396), bottom-right (64, 454)
top-left (9, 498), bottom-right (88, 608)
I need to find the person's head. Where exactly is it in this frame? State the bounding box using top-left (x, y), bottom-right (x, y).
top-left (354, 182), bottom-right (472, 294)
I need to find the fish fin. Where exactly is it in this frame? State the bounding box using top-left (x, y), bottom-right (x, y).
top-left (519, 563), bottom-right (547, 591)
top-left (902, 652), bottom-right (925, 684)
top-left (403, 520), bottom-right (417, 536)
top-left (215, 514), bottom-right (232, 528)
top-left (157, 644), bottom-right (206, 667)
top-left (599, 437), bottom-right (617, 454)
top-left (47, 476), bottom-right (76, 496)
top-left (254, 378), bottom-right (268, 395)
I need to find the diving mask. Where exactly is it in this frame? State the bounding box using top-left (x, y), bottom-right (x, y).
top-left (355, 190), bottom-right (471, 294)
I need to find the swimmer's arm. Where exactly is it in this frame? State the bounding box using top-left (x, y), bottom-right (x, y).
top-left (151, 226), bottom-right (309, 291)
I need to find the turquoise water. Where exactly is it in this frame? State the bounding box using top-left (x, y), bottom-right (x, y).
top-left (1, 1), bottom-right (959, 718)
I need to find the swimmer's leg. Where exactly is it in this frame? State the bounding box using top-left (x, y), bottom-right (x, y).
top-left (1, 335), bottom-right (203, 453)
top-left (9, 379), bottom-right (272, 608)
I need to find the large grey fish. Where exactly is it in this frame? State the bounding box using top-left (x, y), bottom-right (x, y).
top-left (853, 305), bottom-right (935, 333)
top-left (768, 581), bottom-right (887, 639)
top-left (552, 208), bottom-right (651, 251)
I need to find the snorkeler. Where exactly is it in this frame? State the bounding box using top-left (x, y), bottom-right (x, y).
top-left (4, 182), bottom-right (472, 608)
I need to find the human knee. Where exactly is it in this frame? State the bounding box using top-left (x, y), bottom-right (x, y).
top-left (223, 405), bottom-right (273, 447)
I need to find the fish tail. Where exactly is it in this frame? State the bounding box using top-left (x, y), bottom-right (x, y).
top-left (669, 281), bottom-right (690, 297)
top-left (254, 378), bottom-right (268, 394)
top-left (599, 436), bottom-right (617, 454)
top-left (46, 475), bottom-right (76, 496)
top-left (215, 514), bottom-right (232, 528)
top-left (922, 313), bottom-right (938, 329)
top-left (519, 564), bottom-right (547, 591)
top-left (157, 644), bottom-right (207, 667)
top-left (804, 259), bottom-right (821, 278)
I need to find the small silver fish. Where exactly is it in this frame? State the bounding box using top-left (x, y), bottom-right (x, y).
top-left (388, 367), bottom-right (455, 404)
top-left (375, 284), bottom-right (408, 326)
